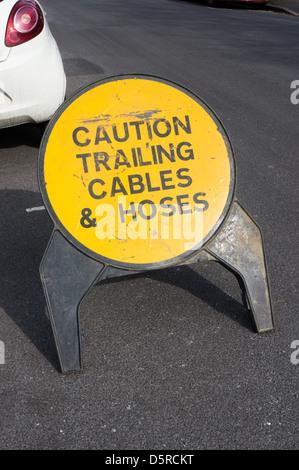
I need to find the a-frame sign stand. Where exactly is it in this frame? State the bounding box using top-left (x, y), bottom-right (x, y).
top-left (38, 75), bottom-right (274, 374)
top-left (40, 201), bottom-right (273, 374)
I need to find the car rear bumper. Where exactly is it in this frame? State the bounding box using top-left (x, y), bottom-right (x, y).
top-left (0, 27), bottom-right (66, 128)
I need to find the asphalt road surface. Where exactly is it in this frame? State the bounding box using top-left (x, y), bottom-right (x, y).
top-left (0, 0), bottom-right (298, 451)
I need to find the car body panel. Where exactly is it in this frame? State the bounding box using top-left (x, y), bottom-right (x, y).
top-left (0, 0), bottom-right (66, 127)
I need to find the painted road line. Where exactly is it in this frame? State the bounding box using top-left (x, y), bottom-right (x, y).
top-left (26, 206), bottom-right (45, 213)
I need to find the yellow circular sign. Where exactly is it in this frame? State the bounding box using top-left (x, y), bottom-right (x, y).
top-left (39, 75), bottom-right (235, 269)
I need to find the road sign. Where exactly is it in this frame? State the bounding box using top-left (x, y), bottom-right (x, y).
top-left (39, 75), bottom-right (274, 374)
top-left (39, 75), bottom-right (234, 269)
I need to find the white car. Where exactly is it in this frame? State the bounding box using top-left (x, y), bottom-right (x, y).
top-left (0, 0), bottom-right (66, 128)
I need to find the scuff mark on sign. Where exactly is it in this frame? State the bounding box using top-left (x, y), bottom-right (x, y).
top-left (81, 109), bottom-right (163, 125)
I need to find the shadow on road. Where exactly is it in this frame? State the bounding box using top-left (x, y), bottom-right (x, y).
top-left (0, 124), bottom-right (43, 150)
top-left (168, 0), bottom-right (280, 14)
top-left (98, 264), bottom-right (253, 332)
top-left (0, 189), bottom-right (252, 372)
top-left (0, 189), bottom-right (60, 370)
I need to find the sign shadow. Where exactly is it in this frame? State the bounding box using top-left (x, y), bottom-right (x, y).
top-left (0, 189), bottom-right (256, 373)
top-left (0, 189), bottom-right (60, 371)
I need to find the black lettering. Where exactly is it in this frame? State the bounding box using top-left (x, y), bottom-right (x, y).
top-left (131, 148), bottom-right (139, 167)
top-left (160, 197), bottom-right (176, 217)
top-left (128, 174), bottom-right (145, 194)
top-left (95, 126), bottom-right (111, 144)
top-left (138, 199), bottom-right (157, 220)
top-left (114, 150), bottom-right (131, 170)
top-left (176, 168), bottom-right (192, 188)
top-left (112, 123), bottom-right (129, 142)
top-left (176, 194), bottom-right (192, 214)
top-left (119, 202), bottom-right (137, 223)
top-left (111, 177), bottom-right (128, 197)
top-left (80, 208), bottom-right (97, 228)
top-left (173, 116), bottom-right (191, 135)
top-left (93, 152), bottom-right (111, 171)
top-left (177, 142), bottom-right (194, 161)
top-left (160, 170), bottom-right (175, 190)
top-left (129, 121), bottom-right (144, 140)
top-left (88, 179), bottom-right (106, 199)
top-left (145, 173), bottom-right (160, 192)
top-left (194, 192), bottom-right (209, 212)
top-left (151, 145), bottom-right (158, 165)
top-left (73, 127), bottom-right (91, 147)
top-left (137, 147), bottom-right (151, 166)
top-left (76, 153), bottom-right (92, 173)
top-left (157, 144), bottom-right (175, 164)
top-left (153, 119), bottom-right (172, 138)
top-left (146, 121), bottom-right (153, 140)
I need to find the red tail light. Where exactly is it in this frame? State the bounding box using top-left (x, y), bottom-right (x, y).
top-left (5, 0), bottom-right (44, 47)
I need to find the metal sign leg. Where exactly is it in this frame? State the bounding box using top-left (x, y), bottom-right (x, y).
top-left (40, 230), bottom-right (105, 373)
top-left (206, 202), bottom-right (274, 333)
